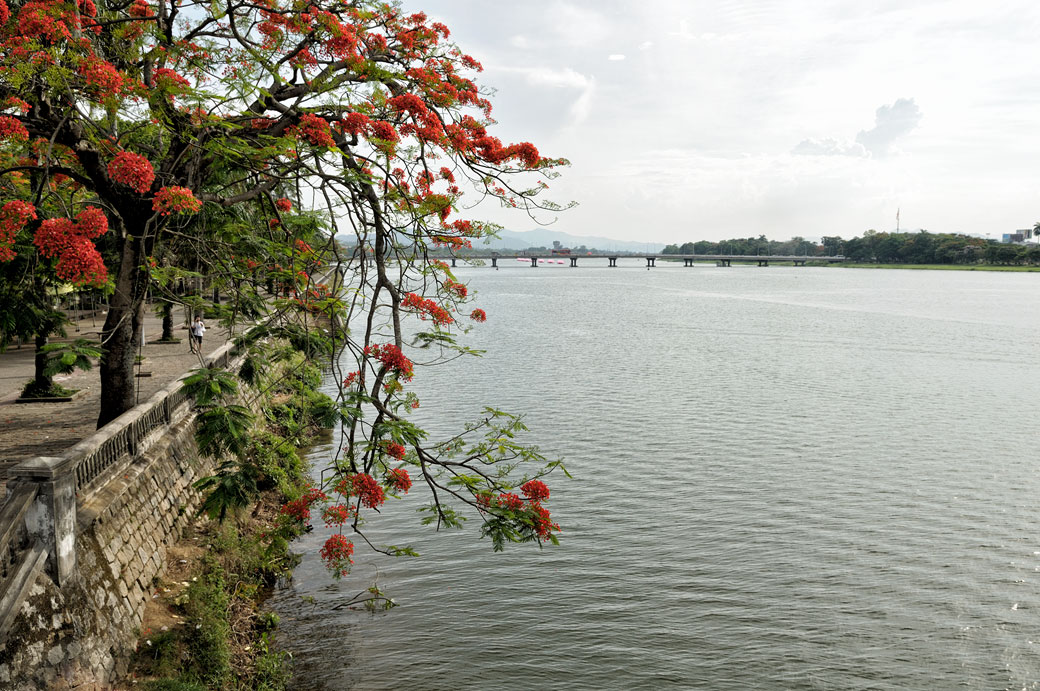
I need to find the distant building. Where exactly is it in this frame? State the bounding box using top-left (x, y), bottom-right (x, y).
top-left (1003, 233), bottom-right (1026, 243)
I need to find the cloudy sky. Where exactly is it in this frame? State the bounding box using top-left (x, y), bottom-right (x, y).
top-left (418, 1), bottom-right (1040, 244)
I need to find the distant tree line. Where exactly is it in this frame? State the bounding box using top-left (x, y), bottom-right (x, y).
top-left (662, 231), bottom-right (1040, 265)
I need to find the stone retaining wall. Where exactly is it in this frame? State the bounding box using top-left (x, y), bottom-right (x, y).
top-left (0, 414), bottom-right (213, 689)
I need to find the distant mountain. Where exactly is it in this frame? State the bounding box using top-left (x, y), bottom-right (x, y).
top-left (482, 228), bottom-right (665, 253)
top-left (333, 227), bottom-right (665, 253)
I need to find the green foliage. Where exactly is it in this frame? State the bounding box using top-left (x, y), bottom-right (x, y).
top-left (182, 571), bottom-right (233, 688)
top-left (252, 637), bottom-right (292, 691)
top-left (145, 681), bottom-right (207, 691)
top-left (19, 379), bottom-right (76, 399)
top-left (268, 324), bottom-right (330, 358)
top-left (249, 429), bottom-right (304, 495)
top-left (40, 339), bottom-right (101, 377)
top-left (194, 461), bottom-right (260, 522)
top-left (195, 405), bottom-right (255, 459)
top-left (238, 356), bottom-right (259, 386)
top-left (182, 368), bottom-right (240, 408)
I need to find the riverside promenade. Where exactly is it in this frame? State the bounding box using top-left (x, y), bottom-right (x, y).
top-left (0, 309), bottom-right (229, 480)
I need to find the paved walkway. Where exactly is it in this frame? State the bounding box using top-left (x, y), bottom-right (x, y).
top-left (0, 308), bottom-right (232, 475)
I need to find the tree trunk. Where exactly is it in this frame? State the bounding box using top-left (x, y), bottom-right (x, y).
top-left (33, 334), bottom-right (52, 393)
top-left (98, 229), bottom-right (149, 428)
top-left (212, 284), bottom-right (220, 304)
top-left (160, 300), bottom-right (174, 340)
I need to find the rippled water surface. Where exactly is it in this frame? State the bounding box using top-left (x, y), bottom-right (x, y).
top-left (271, 264), bottom-right (1040, 690)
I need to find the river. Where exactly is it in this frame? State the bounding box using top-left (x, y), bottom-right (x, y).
top-left (271, 263), bottom-right (1040, 690)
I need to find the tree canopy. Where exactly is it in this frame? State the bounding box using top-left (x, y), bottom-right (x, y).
top-left (0, 0), bottom-right (570, 578)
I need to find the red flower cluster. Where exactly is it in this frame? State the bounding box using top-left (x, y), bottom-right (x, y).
top-left (78, 58), bottom-right (124, 96)
top-left (275, 198), bottom-right (292, 212)
top-left (444, 117), bottom-right (542, 169)
top-left (3, 97), bottom-right (30, 114)
top-left (363, 343), bottom-right (414, 380)
top-left (342, 370), bottom-right (359, 387)
top-left (384, 441), bottom-right (406, 460)
top-left (322, 503), bottom-right (354, 527)
top-left (497, 493), bottom-right (524, 511)
top-left (0, 115), bottom-right (29, 142)
top-left (529, 502), bottom-right (560, 541)
top-left (33, 206), bottom-right (109, 286)
top-left (153, 68), bottom-right (191, 91)
top-left (17, 0), bottom-right (77, 43)
top-left (0, 200), bottom-right (37, 261)
top-left (280, 486), bottom-right (328, 524)
top-left (153, 186), bottom-right (202, 215)
top-left (388, 92), bottom-right (443, 141)
top-left (469, 308), bottom-right (486, 322)
top-left (431, 235), bottom-right (472, 250)
top-left (320, 534), bottom-right (354, 578)
top-left (294, 113), bottom-right (335, 148)
top-left (385, 468), bottom-right (412, 494)
top-left (444, 280), bottom-right (467, 299)
top-left (345, 473), bottom-right (385, 509)
top-left (480, 482), bottom-right (559, 542)
top-left (401, 292), bottom-right (453, 326)
top-left (521, 479), bottom-right (550, 502)
top-left (107, 151), bottom-right (155, 193)
top-left (128, 0), bottom-right (152, 17)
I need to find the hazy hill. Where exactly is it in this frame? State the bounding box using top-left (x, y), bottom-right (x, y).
top-left (484, 228), bottom-right (666, 253)
top-left (335, 228), bottom-right (666, 253)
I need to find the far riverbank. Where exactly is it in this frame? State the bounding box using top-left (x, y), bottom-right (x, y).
top-left (834, 263), bottom-right (1040, 272)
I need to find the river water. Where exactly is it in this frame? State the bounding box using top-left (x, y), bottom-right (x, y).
top-left (271, 263), bottom-right (1040, 690)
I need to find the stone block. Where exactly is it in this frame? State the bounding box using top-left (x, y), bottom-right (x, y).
top-left (46, 645), bottom-right (64, 665)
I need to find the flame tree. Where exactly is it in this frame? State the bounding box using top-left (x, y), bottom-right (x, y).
top-left (0, 0), bottom-right (570, 571)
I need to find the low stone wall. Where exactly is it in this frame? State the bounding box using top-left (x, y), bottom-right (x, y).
top-left (0, 414), bottom-right (214, 689)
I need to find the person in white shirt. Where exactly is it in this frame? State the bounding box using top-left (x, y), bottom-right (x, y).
top-left (190, 316), bottom-right (205, 353)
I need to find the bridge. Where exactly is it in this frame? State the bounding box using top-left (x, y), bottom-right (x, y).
top-left (442, 253), bottom-right (847, 268)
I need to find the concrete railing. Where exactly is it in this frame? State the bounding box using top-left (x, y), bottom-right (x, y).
top-left (0, 337), bottom-right (246, 638)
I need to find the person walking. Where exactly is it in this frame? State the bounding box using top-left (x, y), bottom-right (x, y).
top-left (190, 315), bottom-right (206, 354)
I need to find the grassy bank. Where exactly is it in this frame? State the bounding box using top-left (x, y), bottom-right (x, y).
top-left (834, 263), bottom-right (1040, 272)
top-left (120, 351), bottom-right (335, 690)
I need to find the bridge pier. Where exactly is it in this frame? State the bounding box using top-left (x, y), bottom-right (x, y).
top-left (608, 257), bottom-right (617, 267)
top-left (683, 258), bottom-right (694, 267)
top-left (531, 257), bottom-right (538, 267)
top-left (491, 256), bottom-right (498, 269)
top-left (646, 257), bottom-right (656, 269)
top-left (793, 259), bottom-right (805, 266)
top-left (717, 259), bottom-right (731, 267)
top-left (451, 257), bottom-right (457, 267)
top-left (569, 256), bottom-right (578, 267)
top-left (757, 259), bottom-right (769, 267)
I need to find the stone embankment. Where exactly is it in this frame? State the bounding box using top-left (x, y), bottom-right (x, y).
top-left (0, 313), bottom-right (237, 689)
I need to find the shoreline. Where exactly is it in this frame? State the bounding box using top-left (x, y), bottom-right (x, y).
top-left (833, 263), bottom-right (1040, 272)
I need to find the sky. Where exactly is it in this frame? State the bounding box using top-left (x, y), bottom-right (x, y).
top-left (413, 0), bottom-right (1040, 244)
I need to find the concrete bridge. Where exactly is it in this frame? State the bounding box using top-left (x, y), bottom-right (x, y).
top-left (444, 253), bottom-right (847, 268)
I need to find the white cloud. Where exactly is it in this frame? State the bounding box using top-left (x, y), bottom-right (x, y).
top-left (792, 138), bottom-right (869, 158)
top-left (608, 54), bottom-right (625, 61)
top-left (419, 1), bottom-right (1040, 242)
top-left (548, 1), bottom-right (611, 46)
top-left (794, 99), bottom-right (922, 159)
top-left (508, 66), bottom-right (590, 90)
top-left (855, 98), bottom-right (923, 158)
top-left (668, 18), bottom-right (695, 40)
top-left (568, 78), bottom-right (597, 125)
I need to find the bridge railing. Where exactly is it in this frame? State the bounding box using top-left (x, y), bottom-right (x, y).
top-left (64, 339), bottom-right (241, 496)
